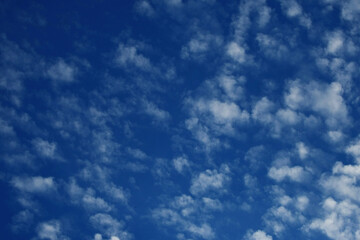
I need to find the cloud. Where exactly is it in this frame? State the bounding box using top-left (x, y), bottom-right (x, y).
top-left (296, 142), bottom-right (309, 159)
top-left (32, 138), bottom-right (58, 160)
top-left (278, 0), bottom-right (311, 28)
top-left (256, 34), bottom-right (288, 59)
top-left (135, 1), bottom-right (155, 17)
top-left (333, 162), bottom-right (360, 176)
top-left (143, 101), bottom-right (170, 121)
top-left (152, 205), bottom-right (215, 239)
top-left (127, 147), bottom-right (148, 160)
top-left (268, 166), bottom-right (308, 182)
top-left (218, 75), bottom-right (245, 101)
top-left (187, 223), bottom-right (214, 239)
top-left (47, 59), bottom-right (76, 82)
top-left (245, 230), bottom-right (273, 240)
top-left (190, 165), bottom-right (231, 195)
top-left (37, 220), bottom-right (69, 240)
top-left (284, 80), bottom-right (349, 128)
top-left (181, 34), bottom-right (222, 60)
top-left (190, 98), bottom-right (249, 126)
top-left (173, 156), bottom-right (190, 173)
top-left (227, 42), bottom-right (246, 63)
top-left (252, 97), bottom-right (275, 124)
top-left (90, 213), bottom-right (131, 240)
top-left (346, 138), bottom-right (360, 163)
top-left (115, 43), bottom-right (152, 71)
top-left (11, 176), bottom-right (56, 193)
top-left (309, 198), bottom-right (360, 240)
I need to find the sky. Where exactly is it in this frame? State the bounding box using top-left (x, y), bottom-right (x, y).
top-left (1, 0), bottom-right (360, 239)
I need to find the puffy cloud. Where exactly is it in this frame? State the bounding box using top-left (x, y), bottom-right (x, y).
top-left (346, 139), bottom-right (360, 163)
top-left (187, 223), bottom-right (214, 239)
top-left (208, 100), bottom-right (249, 124)
top-left (256, 34), bottom-right (288, 59)
top-left (326, 31), bottom-right (344, 55)
top-left (278, 0), bottom-right (311, 28)
top-left (268, 166), bottom-right (307, 182)
top-left (202, 197), bottom-right (223, 210)
top-left (11, 176), bottom-right (56, 193)
top-left (115, 43), bottom-right (152, 71)
top-left (173, 156), bottom-right (190, 173)
top-left (82, 194), bottom-right (112, 212)
top-left (333, 162), bottom-right (360, 177)
top-left (190, 165), bottom-right (231, 195)
top-left (135, 0), bottom-right (155, 17)
top-left (296, 142), bottom-right (309, 159)
top-left (191, 99), bottom-right (249, 125)
top-left (32, 138), bottom-right (58, 160)
top-left (181, 34), bottom-right (222, 60)
top-left (327, 130), bottom-right (344, 142)
top-left (227, 42), bottom-right (246, 63)
top-left (127, 147), bottom-right (148, 160)
top-left (90, 213), bottom-right (130, 240)
top-left (152, 203), bottom-right (216, 239)
top-left (37, 220), bottom-right (69, 240)
top-left (143, 101), bottom-right (170, 121)
top-left (245, 230), bottom-right (273, 240)
top-left (321, 175), bottom-right (360, 202)
top-left (47, 59), bottom-right (76, 82)
top-left (252, 97), bottom-right (275, 124)
top-left (284, 80), bottom-right (349, 128)
top-left (218, 75), bottom-right (245, 101)
top-left (309, 198), bottom-right (360, 240)
top-left (323, 0), bottom-right (360, 21)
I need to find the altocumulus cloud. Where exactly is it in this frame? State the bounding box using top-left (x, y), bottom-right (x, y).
top-left (1, 0), bottom-right (360, 240)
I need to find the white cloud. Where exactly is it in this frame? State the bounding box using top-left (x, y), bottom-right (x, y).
top-left (11, 176), bottom-right (56, 193)
top-left (296, 142), bottom-right (309, 159)
top-left (37, 220), bottom-right (68, 240)
top-left (190, 165), bottom-right (231, 195)
top-left (218, 75), bottom-right (245, 100)
top-left (208, 100), bottom-right (249, 124)
top-left (227, 42), bottom-right (246, 63)
top-left (276, 108), bottom-right (300, 125)
top-left (82, 194), bottom-right (112, 212)
top-left (181, 34), bottom-right (222, 60)
top-left (143, 101), bottom-right (170, 121)
top-left (32, 138), bottom-right (58, 159)
top-left (284, 80), bottom-right (349, 128)
top-left (309, 198), bottom-right (360, 240)
top-left (152, 204), bottom-right (216, 239)
top-left (279, 0), bottom-right (311, 28)
top-left (90, 213), bottom-right (130, 240)
top-left (333, 162), bottom-right (360, 177)
top-left (295, 195), bottom-right (309, 211)
top-left (245, 230), bottom-right (273, 240)
top-left (135, 0), bottom-right (155, 17)
top-left (47, 59), bottom-right (76, 82)
top-left (346, 139), bottom-right (360, 163)
top-left (173, 156), bottom-right (190, 173)
top-left (324, 0), bottom-right (360, 21)
top-left (321, 175), bottom-right (360, 202)
top-left (202, 197), bottom-right (223, 210)
top-left (115, 43), bottom-right (152, 71)
top-left (252, 97), bottom-right (275, 124)
top-left (187, 223), bottom-right (214, 239)
top-left (327, 130), bottom-right (344, 142)
top-left (94, 233), bottom-right (103, 240)
top-left (127, 147), bottom-right (148, 160)
top-left (256, 34), bottom-right (288, 59)
top-left (268, 166), bottom-right (307, 182)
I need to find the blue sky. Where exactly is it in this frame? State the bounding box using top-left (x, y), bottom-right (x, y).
top-left (1, 0), bottom-right (360, 239)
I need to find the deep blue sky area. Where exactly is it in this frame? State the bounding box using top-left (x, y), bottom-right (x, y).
top-left (1, 0), bottom-right (360, 240)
